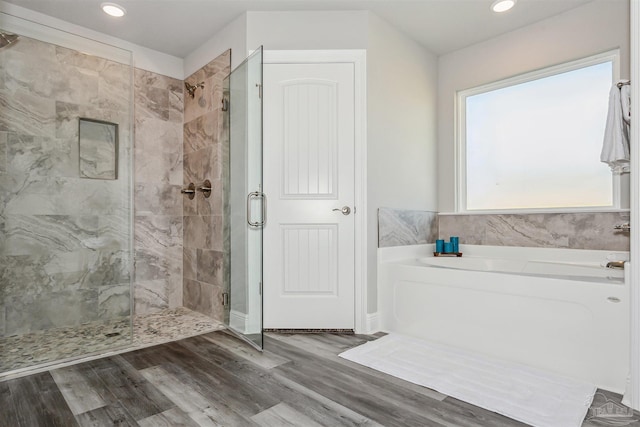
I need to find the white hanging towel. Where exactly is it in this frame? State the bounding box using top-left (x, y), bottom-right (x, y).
top-left (601, 81), bottom-right (630, 173)
top-left (621, 84), bottom-right (631, 125)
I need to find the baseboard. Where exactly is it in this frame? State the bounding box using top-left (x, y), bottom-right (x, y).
top-left (230, 310), bottom-right (248, 331)
top-left (366, 312), bottom-right (380, 334)
top-left (263, 329), bottom-right (354, 334)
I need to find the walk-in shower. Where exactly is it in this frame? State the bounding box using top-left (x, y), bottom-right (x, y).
top-left (0, 12), bottom-right (261, 376)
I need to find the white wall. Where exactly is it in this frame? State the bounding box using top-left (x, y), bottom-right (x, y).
top-left (437, 0), bottom-right (630, 211)
top-left (247, 11), bottom-right (368, 50)
top-left (184, 13), bottom-right (248, 77)
top-left (0, 0), bottom-right (183, 79)
top-left (186, 10), bottom-right (369, 78)
top-left (367, 13), bottom-right (439, 313)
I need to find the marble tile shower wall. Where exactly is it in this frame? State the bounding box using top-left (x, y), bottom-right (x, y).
top-left (182, 50), bottom-right (231, 321)
top-left (438, 212), bottom-right (630, 251)
top-left (133, 70), bottom-right (184, 314)
top-left (0, 37), bottom-right (132, 336)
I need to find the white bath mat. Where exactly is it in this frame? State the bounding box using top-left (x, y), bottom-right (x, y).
top-left (339, 333), bottom-right (596, 427)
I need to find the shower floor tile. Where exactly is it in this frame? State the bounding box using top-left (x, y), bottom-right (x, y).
top-left (133, 306), bottom-right (223, 346)
top-left (0, 307), bottom-right (223, 374)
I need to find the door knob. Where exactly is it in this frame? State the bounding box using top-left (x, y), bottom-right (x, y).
top-left (333, 206), bottom-right (351, 215)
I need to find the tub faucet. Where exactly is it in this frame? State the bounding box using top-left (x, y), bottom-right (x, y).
top-left (606, 260), bottom-right (625, 270)
top-left (614, 223), bottom-right (630, 232)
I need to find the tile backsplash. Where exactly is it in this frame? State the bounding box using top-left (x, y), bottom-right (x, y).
top-left (439, 212), bottom-right (630, 251)
top-left (378, 209), bottom-right (630, 251)
top-left (378, 208), bottom-right (438, 248)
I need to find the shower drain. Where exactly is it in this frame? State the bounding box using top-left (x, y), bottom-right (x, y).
top-left (104, 332), bottom-right (122, 338)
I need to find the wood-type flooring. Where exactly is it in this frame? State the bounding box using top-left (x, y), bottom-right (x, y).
top-left (2, 331), bottom-right (638, 426)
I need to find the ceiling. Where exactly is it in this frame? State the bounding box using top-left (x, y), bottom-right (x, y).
top-left (3, 0), bottom-right (594, 57)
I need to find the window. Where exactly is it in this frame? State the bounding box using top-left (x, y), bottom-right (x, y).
top-left (458, 51), bottom-right (619, 211)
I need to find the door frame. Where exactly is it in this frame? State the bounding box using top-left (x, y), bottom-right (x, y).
top-left (263, 49), bottom-right (368, 333)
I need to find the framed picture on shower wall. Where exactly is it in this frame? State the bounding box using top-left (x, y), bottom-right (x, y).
top-left (78, 117), bottom-right (119, 180)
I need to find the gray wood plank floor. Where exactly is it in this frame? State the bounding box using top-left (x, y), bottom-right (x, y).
top-left (1, 331), bottom-right (639, 426)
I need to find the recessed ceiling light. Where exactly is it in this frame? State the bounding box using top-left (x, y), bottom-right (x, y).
top-left (491, 0), bottom-right (516, 13)
top-left (101, 2), bottom-right (126, 17)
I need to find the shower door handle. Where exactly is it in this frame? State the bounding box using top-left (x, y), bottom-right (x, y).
top-left (247, 191), bottom-right (266, 228)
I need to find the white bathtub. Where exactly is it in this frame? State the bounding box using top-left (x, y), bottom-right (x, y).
top-left (378, 244), bottom-right (630, 392)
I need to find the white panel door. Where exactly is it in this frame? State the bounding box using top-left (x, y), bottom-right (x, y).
top-left (263, 63), bottom-right (355, 329)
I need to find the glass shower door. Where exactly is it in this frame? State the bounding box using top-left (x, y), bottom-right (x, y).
top-left (0, 18), bottom-right (134, 374)
top-left (225, 47), bottom-right (263, 349)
